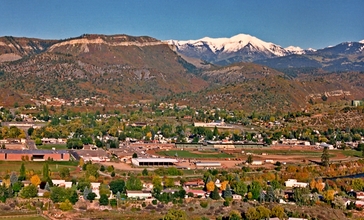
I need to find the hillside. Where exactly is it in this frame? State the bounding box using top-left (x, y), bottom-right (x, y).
top-left (0, 34), bottom-right (208, 105)
top-left (0, 36), bottom-right (58, 62)
top-left (163, 63), bottom-right (364, 112)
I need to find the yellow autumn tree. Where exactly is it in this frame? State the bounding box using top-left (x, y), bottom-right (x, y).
top-left (79, 157), bottom-right (85, 167)
top-left (30, 174), bottom-right (41, 186)
top-left (309, 179), bottom-right (316, 190)
top-left (315, 179), bottom-right (325, 192)
top-left (220, 181), bottom-right (229, 191)
top-left (324, 189), bottom-right (335, 202)
top-left (206, 181), bottom-right (215, 192)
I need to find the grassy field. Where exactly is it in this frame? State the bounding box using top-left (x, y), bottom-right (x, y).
top-left (0, 160), bottom-right (78, 174)
top-left (244, 149), bottom-right (324, 156)
top-left (36, 144), bottom-right (67, 150)
top-left (340, 149), bottom-right (362, 157)
top-left (157, 150), bottom-right (234, 158)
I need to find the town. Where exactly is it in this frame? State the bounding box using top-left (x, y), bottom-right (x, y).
top-left (0, 100), bottom-right (363, 220)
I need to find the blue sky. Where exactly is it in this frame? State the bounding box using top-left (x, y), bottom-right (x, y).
top-left (1, 0), bottom-right (363, 49)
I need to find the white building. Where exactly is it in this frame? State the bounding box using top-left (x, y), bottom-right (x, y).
top-left (126, 190), bottom-right (152, 199)
top-left (285, 179), bottom-right (308, 188)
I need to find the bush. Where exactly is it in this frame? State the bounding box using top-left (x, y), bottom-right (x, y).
top-left (223, 200), bottom-right (230, 206)
top-left (152, 199), bottom-right (158, 205)
top-left (188, 207), bottom-right (194, 212)
top-left (142, 202), bottom-right (146, 207)
top-left (200, 201), bottom-right (208, 208)
top-left (109, 199), bottom-right (117, 207)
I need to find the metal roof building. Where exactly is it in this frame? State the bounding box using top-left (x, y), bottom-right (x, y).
top-left (132, 158), bottom-right (178, 166)
top-left (195, 162), bottom-right (221, 167)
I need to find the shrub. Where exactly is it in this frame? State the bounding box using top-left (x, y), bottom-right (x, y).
top-left (223, 200), bottom-right (230, 206)
top-left (109, 199), bottom-right (117, 207)
top-left (142, 202), bottom-right (146, 207)
top-left (152, 200), bottom-right (158, 205)
top-left (188, 207), bottom-right (194, 212)
top-left (200, 201), bottom-right (208, 208)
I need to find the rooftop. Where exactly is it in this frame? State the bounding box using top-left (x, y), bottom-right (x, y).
top-left (132, 158), bottom-right (178, 163)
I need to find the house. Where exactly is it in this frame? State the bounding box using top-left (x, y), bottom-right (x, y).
top-left (126, 190), bottom-right (152, 199)
top-left (183, 179), bottom-right (204, 188)
top-left (285, 179), bottom-right (308, 188)
top-left (52, 180), bottom-right (66, 187)
top-left (90, 182), bottom-right (101, 199)
top-left (185, 189), bottom-right (206, 198)
top-left (143, 183), bottom-right (154, 189)
top-left (232, 194), bottom-right (242, 200)
top-left (356, 191), bottom-right (364, 200)
top-left (251, 160), bottom-right (263, 165)
top-left (356, 200), bottom-right (364, 207)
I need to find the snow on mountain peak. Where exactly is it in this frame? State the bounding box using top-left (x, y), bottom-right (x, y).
top-left (169, 33), bottom-right (288, 56)
top-left (285, 46), bottom-right (305, 55)
top-left (360, 39), bottom-right (364, 44)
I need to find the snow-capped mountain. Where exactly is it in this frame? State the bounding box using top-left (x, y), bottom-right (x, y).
top-left (168, 34), bottom-right (312, 65)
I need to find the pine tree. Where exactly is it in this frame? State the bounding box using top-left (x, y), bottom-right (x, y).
top-left (45, 182), bottom-right (50, 191)
top-left (83, 186), bottom-right (90, 200)
top-left (43, 163), bottom-right (49, 180)
top-left (10, 172), bottom-right (18, 185)
top-left (210, 185), bottom-right (221, 200)
top-left (223, 184), bottom-right (232, 199)
top-left (321, 147), bottom-right (330, 167)
top-left (19, 162), bottom-right (26, 181)
top-left (246, 154), bottom-right (253, 164)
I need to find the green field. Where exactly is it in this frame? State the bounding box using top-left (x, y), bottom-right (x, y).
top-left (36, 144), bottom-right (67, 150)
top-left (340, 149), bottom-right (362, 157)
top-left (0, 160), bottom-right (78, 174)
top-left (157, 150), bottom-right (234, 158)
top-left (244, 149), bottom-right (324, 156)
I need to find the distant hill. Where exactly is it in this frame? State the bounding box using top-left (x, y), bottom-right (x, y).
top-left (0, 34), bottom-right (207, 105)
top-left (163, 63), bottom-right (364, 112)
top-left (255, 41), bottom-right (364, 72)
top-left (0, 34), bottom-right (363, 113)
top-left (0, 36), bottom-right (58, 62)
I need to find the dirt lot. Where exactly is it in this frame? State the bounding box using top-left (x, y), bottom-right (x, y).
top-left (102, 145), bottom-right (352, 171)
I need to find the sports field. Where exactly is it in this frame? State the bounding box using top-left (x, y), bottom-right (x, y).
top-left (157, 150), bottom-right (234, 159)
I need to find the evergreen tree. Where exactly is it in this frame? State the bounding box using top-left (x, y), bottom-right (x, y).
top-left (99, 194), bottom-right (109, 206)
top-left (19, 162), bottom-right (26, 181)
top-left (116, 191), bottom-right (121, 200)
top-left (83, 186), bottom-right (90, 200)
top-left (321, 147), bottom-right (330, 167)
top-left (210, 185), bottom-right (221, 200)
top-left (10, 172), bottom-right (18, 185)
top-left (246, 154), bottom-right (253, 164)
top-left (223, 184), bottom-right (232, 199)
top-left (44, 182), bottom-right (50, 191)
top-left (43, 163), bottom-right (49, 180)
top-left (213, 126), bottom-right (219, 137)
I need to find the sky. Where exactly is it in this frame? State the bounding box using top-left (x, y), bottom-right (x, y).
top-left (1, 0), bottom-right (363, 49)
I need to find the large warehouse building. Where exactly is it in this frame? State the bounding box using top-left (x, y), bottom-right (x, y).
top-left (132, 158), bottom-right (178, 166)
top-left (0, 149), bottom-right (70, 161)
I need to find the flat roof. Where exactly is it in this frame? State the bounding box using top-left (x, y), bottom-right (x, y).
top-left (196, 162), bottom-right (221, 166)
top-left (0, 149), bottom-right (68, 154)
top-left (132, 158), bottom-right (178, 163)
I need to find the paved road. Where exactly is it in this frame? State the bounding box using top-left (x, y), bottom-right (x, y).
top-left (26, 138), bottom-right (37, 150)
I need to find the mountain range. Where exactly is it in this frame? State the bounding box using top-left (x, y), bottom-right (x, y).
top-left (168, 34), bottom-right (316, 65)
top-left (0, 33), bottom-right (363, 112)
top-left (168, 34), bottom-right (364, 72)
